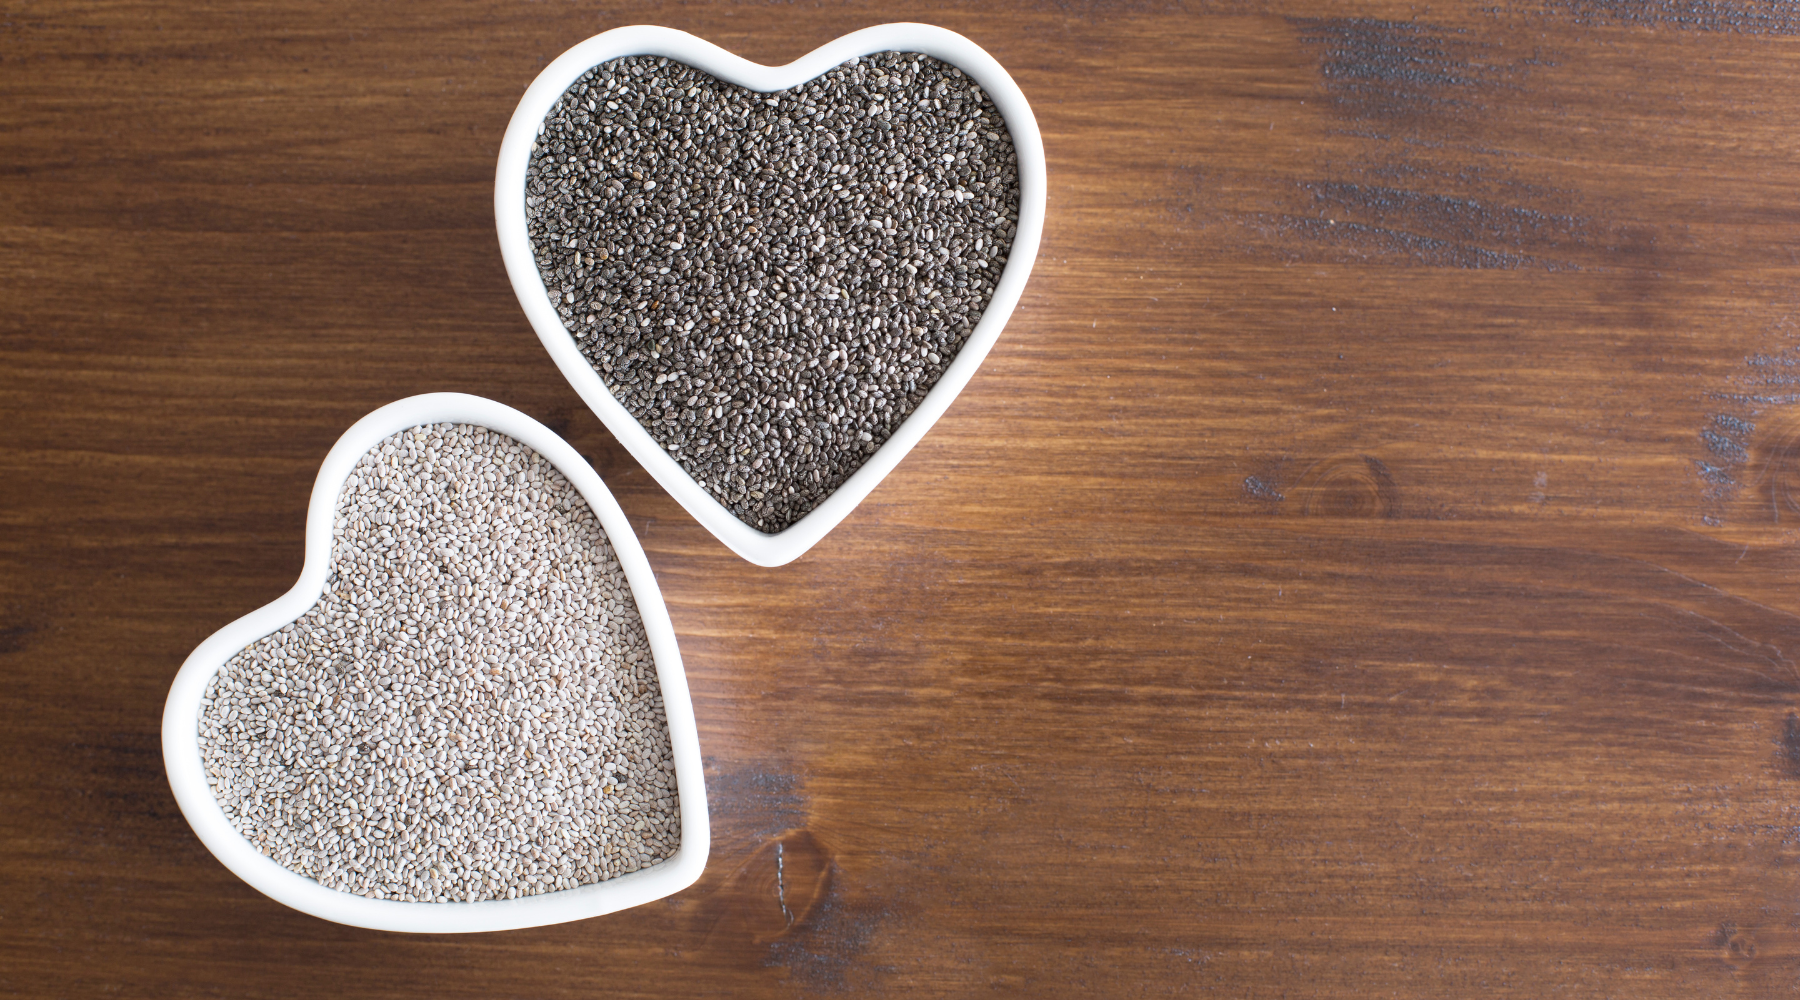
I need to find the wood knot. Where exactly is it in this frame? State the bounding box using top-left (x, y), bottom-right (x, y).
top-left (1759, 420), bottom-right (1800, 521)
top-left (1712, 921), bottom-right (1758, 967)
top-left (1295, 455), bottom-right (1401, 518)
top-left (1699, 411), bottom-right (1800, 529)
top-left (693, 828), bottom-right (833, 947)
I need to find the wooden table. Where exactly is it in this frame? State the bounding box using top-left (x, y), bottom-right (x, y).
top-left (6, 2), bottom-right (1799, 995)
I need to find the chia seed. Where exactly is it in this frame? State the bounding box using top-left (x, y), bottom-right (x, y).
top-left (525, 52), bottom-right (1021, 532)
top-left (198, 424), bottom-right (680, 903)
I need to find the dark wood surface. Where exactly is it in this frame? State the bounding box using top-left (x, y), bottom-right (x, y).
top-left (6, 1), bottom-right (1800, 995)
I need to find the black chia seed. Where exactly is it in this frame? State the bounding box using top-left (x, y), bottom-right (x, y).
top-left (525, 52), bottom-right (1021, 532)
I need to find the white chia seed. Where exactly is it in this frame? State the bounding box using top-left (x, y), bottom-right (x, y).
top-left (526, 52), bottom-right (1022, 532)
top-left (198, 423), bottom-right (680, 904)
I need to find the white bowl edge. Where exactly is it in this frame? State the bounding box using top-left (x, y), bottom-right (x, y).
top-left (160, 392), bottom-right (711, 933)
top-left (495, 23), bottom-right (1047, 567)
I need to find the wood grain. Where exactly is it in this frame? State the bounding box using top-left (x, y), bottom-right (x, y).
top-left (6, 1), bottom-right (1800, 995)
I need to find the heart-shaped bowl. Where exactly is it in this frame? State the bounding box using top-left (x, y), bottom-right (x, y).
top-left (160, 393), bottom-right (709, 933)
top-left (494, 23), bottom-right (1045, 567)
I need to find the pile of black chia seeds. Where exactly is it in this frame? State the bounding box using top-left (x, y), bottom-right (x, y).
top-left (525, 52), bottom-right (1021, 532)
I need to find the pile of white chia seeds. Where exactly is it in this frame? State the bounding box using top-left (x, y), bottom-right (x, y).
top-left (199, 424), bottom-right (680, 903)
top-left (527, 52), bottom-right (1021, 532)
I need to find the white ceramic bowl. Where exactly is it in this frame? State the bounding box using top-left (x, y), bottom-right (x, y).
top-left (495, 23), bottom-right (1046, 567)
top-left (160, 393), bottom-right (709, 933)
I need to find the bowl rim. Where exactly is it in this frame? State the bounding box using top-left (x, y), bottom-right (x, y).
top-left (494, 22), bottom-right (1046, 567)
top-left (159, 392), bottom-right (710, 933)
